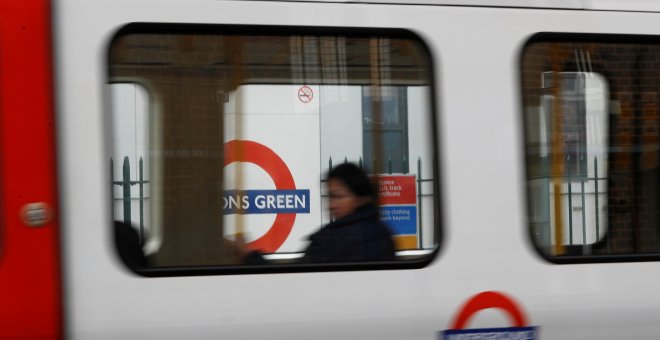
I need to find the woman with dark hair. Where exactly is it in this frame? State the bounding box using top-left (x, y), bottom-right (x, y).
top-left (236, 162), bottom-right (396, 264)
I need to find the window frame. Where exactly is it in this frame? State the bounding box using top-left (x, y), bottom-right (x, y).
top-left (107, 23), bottom-right (443, 276)
top-left (521, 32), bottom-right (660, 264)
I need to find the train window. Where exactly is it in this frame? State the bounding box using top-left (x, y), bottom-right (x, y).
top-left (107, 24), bottom-right (439, 275)
top-left (522, 34), bottom-right (660, 262)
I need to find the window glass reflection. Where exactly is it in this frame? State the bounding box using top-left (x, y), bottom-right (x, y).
top-left (522, 38), bottom-right (660, 258)
top-left (109, 26), bottom-right (438, 270)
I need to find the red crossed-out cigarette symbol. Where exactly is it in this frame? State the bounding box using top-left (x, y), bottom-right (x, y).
top-left (298, 85), bottom-right (313, 103)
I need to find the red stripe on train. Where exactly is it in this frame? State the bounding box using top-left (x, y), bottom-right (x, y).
top-left (0, 0), bottom-right (62, 339)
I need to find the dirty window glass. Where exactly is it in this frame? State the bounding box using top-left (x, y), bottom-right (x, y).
top-left (108, 25), bottom-right (439, 274)
top-left (522, 35), bottom-right (660, 261)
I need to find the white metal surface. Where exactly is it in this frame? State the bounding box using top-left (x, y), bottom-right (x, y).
top-left (53, 1), bottom-right (660, 339)
top-left (245, 0), bottom-right (660, 12)
top-left (255, 0), bottom-right (583, 9)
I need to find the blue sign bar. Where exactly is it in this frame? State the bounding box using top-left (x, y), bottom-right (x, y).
top-left (441, 327), bottom-right (537, 340)
top-left (223, 189), bottom-right (310, 214)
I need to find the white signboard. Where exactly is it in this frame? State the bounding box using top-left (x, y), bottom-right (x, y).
top-left (224, 85), bottom-right (321, 253)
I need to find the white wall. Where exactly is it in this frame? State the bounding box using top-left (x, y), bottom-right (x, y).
top-left (224, 85), bottom-right (322, 252)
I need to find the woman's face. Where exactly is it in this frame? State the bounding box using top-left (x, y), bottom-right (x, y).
top-left (328, 178), bottom-right (368, 220)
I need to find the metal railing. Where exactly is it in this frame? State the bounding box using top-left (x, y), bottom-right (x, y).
top-left (110, 155), bottom-right (435, 249)
top-left (110, 157), bottom-right (149, 244)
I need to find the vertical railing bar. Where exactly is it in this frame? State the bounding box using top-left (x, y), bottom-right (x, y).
top-left (567, 157), bottom-right (573, 245)
top-left (110, 157), bottom-right (114, 221)
top-left (403, 156), bottom-right (407, 174)
top-left (122, 156), bottom-right (131, 225)
top-left (567, 182), bottom-right (573, 245)
top-left (139, 157), bottom-right (145, 245)
top-left (594, 156), bottom-right (606, 253)
top-left (581, 177), bottom-right (586, 245)
top-left (594, 156), bottom-right (600, 241)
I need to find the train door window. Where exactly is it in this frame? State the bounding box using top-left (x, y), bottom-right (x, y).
top-left (108, 24), bottom-right (440, 275)
top-left (521, 34), bottom-right (660, 262)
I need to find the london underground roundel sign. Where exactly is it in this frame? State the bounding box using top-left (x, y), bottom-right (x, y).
top-left (224, 140), bottom-right (310, 253)
top-left (441, 291), bottom-right (538, 339)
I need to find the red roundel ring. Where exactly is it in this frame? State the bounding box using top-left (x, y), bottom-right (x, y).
top-left (224, 140), bottom-right (297, 252)
top-left (450, 291), bottom-right (528, 330)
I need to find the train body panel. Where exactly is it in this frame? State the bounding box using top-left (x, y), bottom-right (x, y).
top-left (1, 0), bottom-right (659, 338)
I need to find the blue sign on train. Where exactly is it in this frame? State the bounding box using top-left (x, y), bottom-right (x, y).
top-left (441, 326), bottom-right (537, 340)
top-left (441, 292), bottom-right (538, 340)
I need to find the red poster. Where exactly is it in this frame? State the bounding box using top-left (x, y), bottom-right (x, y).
top-left (376, 175), bottom-right (417, 205)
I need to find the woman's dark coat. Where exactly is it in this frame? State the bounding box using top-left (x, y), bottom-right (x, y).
top-left (245, 204), bottom-right (395, 264)
top-left (304, 204), bottom-right (395, 263)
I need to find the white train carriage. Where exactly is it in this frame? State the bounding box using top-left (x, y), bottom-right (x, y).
top-left (1, 0), bottom-right (660, 338)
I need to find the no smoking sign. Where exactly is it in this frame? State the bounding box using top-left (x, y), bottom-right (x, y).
top-left (297, 85), bottom-right (313, 103)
